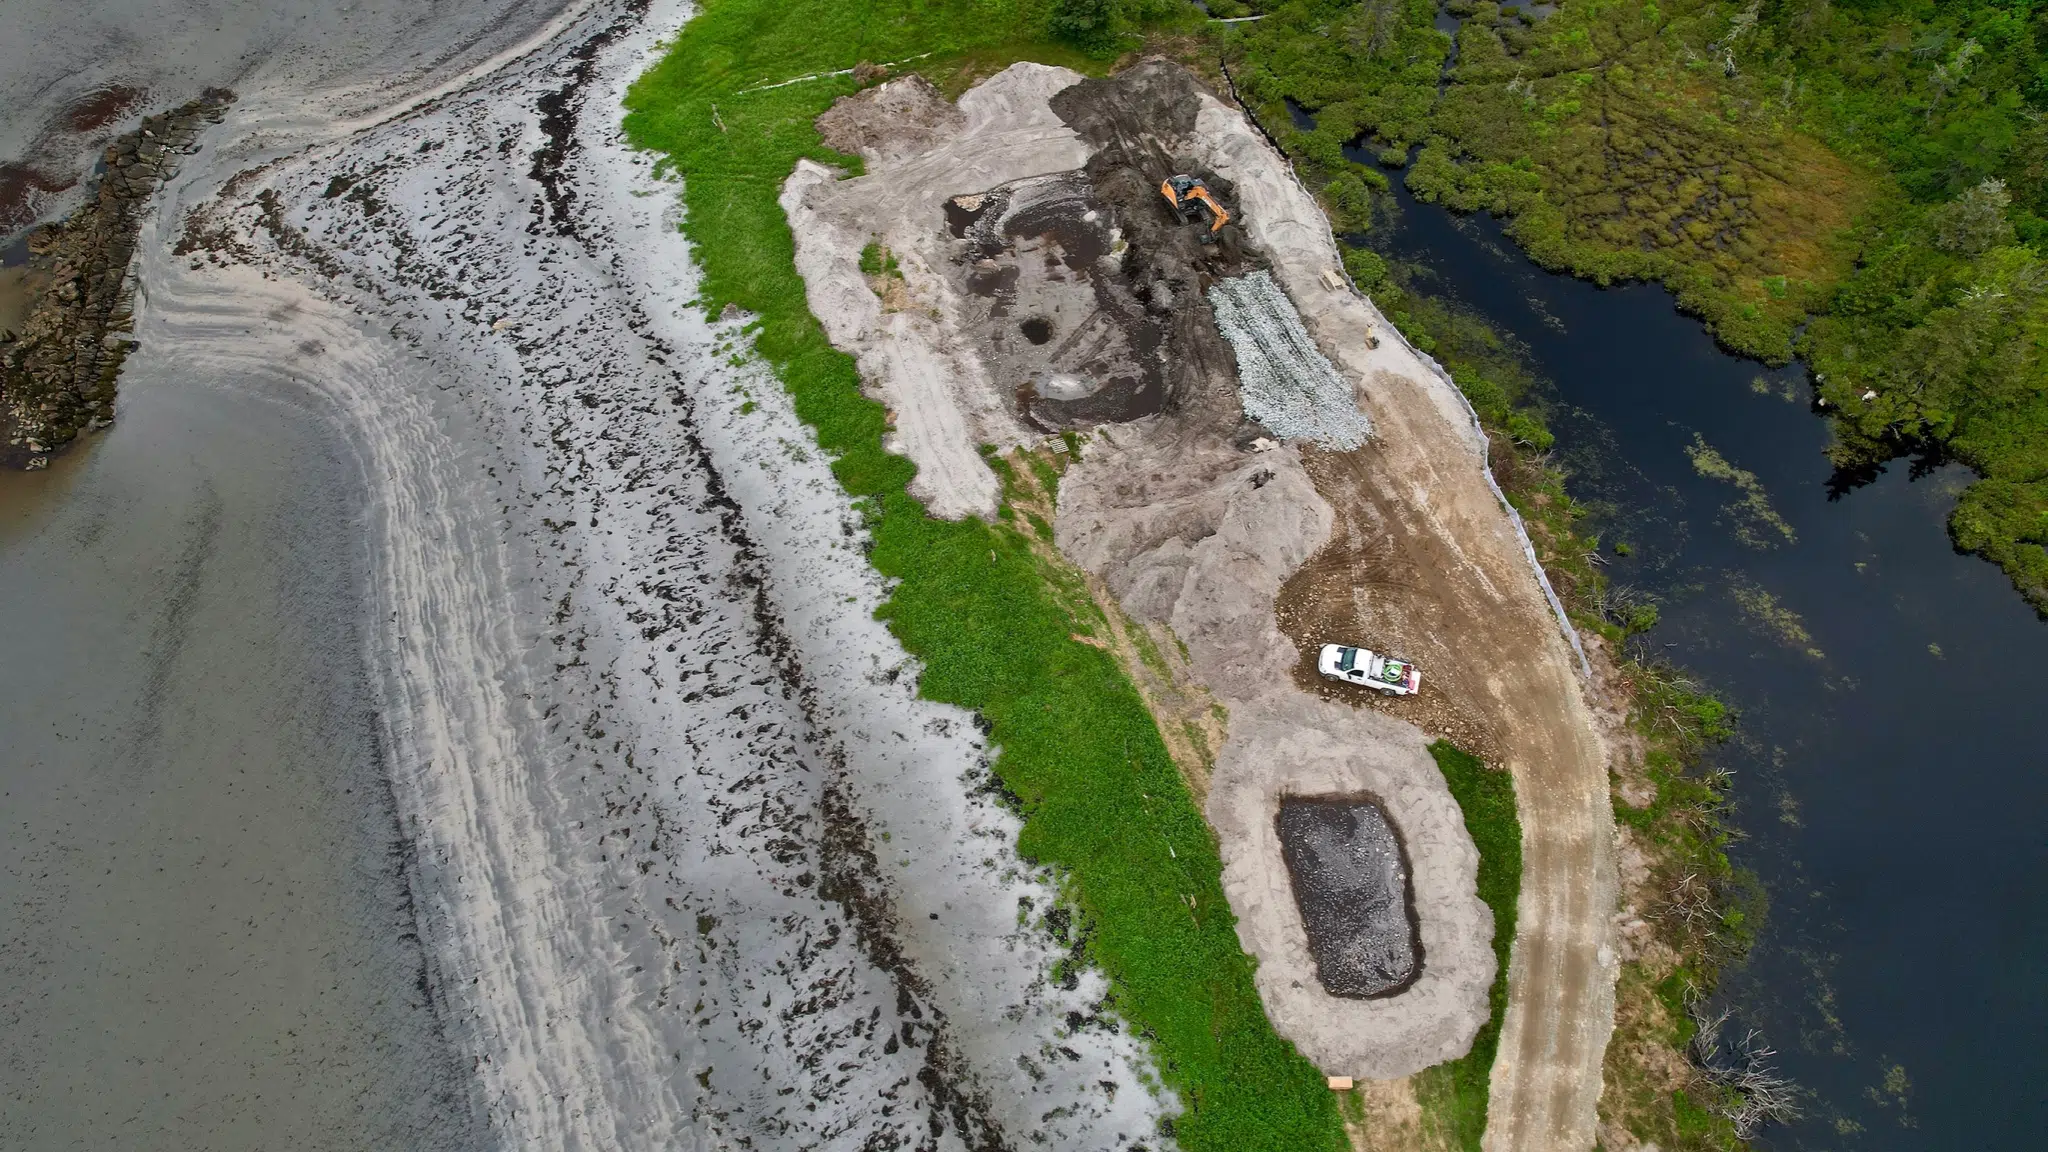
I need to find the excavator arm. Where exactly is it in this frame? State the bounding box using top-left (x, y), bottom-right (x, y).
top-left (1185, 185), bottom-right (1230, 233)
top-left (1160, 174), bottom-right (1232, 239)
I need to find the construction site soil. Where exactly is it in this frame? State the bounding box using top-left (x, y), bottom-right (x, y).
top-left (949, 79), bottom-right (1259, 435)
top-left (1043, 60), bottom-right (1496, 1081)
top-left (787, 58), bottom-right (1615, 1138)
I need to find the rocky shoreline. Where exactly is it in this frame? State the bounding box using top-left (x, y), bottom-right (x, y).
top-left (0, 90), bottom-right (232, 469)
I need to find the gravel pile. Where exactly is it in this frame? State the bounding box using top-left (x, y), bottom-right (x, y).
top-left (1207, 270), bottom-right (1371, 449)
top-left (1277, 798), bottom-right (1418, 997)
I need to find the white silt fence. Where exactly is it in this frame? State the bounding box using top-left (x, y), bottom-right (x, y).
top-left (1207, 269), bottom-right (1373, 450)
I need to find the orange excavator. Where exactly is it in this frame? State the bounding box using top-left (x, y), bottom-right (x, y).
top-left (1160, 174), bottom-right (1231, 242)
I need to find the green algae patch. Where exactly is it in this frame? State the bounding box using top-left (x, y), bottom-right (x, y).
top-left (1684, 435), bottom-right (1796, 550)
top-left (622, 4), bottom-right (1344, 1149)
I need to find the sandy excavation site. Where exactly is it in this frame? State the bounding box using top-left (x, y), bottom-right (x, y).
top-left (784, 59), bottom-right (1618, 1143)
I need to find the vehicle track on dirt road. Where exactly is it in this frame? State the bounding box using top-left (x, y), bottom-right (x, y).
top-left (1277, 439), bottom-right (1617, 1152)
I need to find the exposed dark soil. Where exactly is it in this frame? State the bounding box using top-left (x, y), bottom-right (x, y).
top-left (1275, 796), bottom-right (1421, 998)
top-left (1275, 446), bottom-right (1509, 766)
top-left (1043, 61), bottom-right (1261, 432)
top-left (939, 60), bottom-right (1274, 437)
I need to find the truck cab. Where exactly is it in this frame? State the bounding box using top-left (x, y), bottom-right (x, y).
top-left (1317, 643), bottom-right (1421, 696)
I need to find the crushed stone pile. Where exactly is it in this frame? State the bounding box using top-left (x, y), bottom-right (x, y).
top-left (1206, 270), bottom-right (1371, 449)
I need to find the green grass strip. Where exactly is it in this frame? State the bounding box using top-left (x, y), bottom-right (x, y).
top-left (1414, 740), bottom-right (1523, 1152)
top-left (622, 3), bottom-right (1342, 1148)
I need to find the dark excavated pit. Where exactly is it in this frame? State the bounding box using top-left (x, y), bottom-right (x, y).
top-left (944, 194), bottom-right (988, 240)
top-left (933, 62), bottom-right (1293, 436)
top-left (1276, 796), bottom-right (1421, 998)
top-left (942, 173), bottom-right (1168, 428)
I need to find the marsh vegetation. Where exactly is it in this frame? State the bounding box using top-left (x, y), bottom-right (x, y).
top-left (1219, 0), bottom-right (2048, 615)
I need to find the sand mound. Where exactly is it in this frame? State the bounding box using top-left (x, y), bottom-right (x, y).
top-left (781, 64), bottom-right (1091, 519)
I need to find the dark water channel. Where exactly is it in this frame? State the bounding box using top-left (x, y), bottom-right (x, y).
top-left (1365, 162), bottom-right (2048, 1146)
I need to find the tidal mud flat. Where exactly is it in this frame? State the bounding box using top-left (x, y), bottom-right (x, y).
top-left (123, 0), bottom-right (1170, 1147)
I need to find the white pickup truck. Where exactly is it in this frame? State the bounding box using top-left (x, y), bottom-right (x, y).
top-left (1317, 644), bottom-right (1421, 696)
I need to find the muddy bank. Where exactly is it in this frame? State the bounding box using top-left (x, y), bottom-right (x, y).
top-left (1, 92), bottom-right (230, 467)
top-left (0, 367), bottom-right (487, 1152)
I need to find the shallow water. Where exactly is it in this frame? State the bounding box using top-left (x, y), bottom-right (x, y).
top-left (1, 4), bottom-right (582, 1146)
top-left (0, 369), bottom-right (481, 1149)
top-left (0, 1), bottom-right (571, 250)
top-left (0, 267), bottom-right (44, 330)
top-left (1372, 165), bottom-right (2048, 1148)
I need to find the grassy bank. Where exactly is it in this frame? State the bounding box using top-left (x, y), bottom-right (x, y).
top-left (1219, 0), bottom-right (2048, 615)
top-left (1413, 741), bottom-right (1522, 1152)
top-left (621, 3), bottom-right (1342, 1149)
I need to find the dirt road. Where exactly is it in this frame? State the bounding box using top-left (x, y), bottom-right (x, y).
top-left (1189, 93), bottom-right (1620, 1152)
top-left (1276, 403), bottom-right (1618, 1152)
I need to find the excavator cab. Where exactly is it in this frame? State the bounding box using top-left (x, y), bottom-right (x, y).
top-left (1160, 174), bottom-right (1231, 242)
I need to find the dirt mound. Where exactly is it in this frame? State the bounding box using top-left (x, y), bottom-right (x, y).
top-left (815, 74), bottom-right (964, 164)
top-left (1049, 57), bottom-right (1204, 183)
